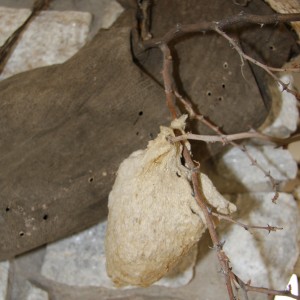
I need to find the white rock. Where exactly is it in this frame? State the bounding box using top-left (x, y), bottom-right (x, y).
top-left (26, 283), bottom-right (48, 300)
top-left (0, 261), bottom-right (9, 299)
top-left (100, 1), bottom-right (124, 29)
top-left (0, 7), bottom-right (92, 80)
top-left (261, 74), bottom-right (298, 138)
top-left (41, 219), bottom-right (198, 289)
top-left (41, 221), bottom-right (112, 288)
top-left (0, 7), bottom-right (30, 45)
top-left (216, 144), bottom-right (297, 192)
top-left (220, 192), bottom-right (299, 289)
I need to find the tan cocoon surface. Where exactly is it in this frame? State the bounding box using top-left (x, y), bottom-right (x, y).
top-left (105, 117), bottom-right (236, 287)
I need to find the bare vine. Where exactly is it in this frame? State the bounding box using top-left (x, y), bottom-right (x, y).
top-left (137, 3), bottom-right (300, 300)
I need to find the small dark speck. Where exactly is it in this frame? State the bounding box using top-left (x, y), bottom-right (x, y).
top-left (19, 231), bottom-right (24, 237)
top-left (5, 207), bottom-right (10, 212)
top-left (138, 111), bottom-right (143, 116)
top-left (190, 208), bottom-right (197, 215)
top-left (89, 177), bottom-right (94, 183)
top-left (43, 214), bottom-right (48, 221)
top-left (136, 131), bottom-right (139, 136)
top-left (176, 171), bottom-right (181, 178)
top-left (149, 133), bottom-right (154, 139)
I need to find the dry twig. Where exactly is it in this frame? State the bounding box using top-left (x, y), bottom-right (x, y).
top-left (214, 26), bottom-right (300, 100)
top-left (211, 211), bottom-right (283, 233)
top-left (140, 4), bottom-right (300, 299)
top-left (142, 13), bottom-right (300, 48)
top-left (171, 131), bottom-right (300, 145)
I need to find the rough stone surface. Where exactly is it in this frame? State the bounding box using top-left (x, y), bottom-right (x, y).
top-left (0, 7), bottom-right (92, 80)
top-left (41, 220), bottom-right (198, 289)
top-left (260, 74), bottom-right (299, 138)
top-left (26, 283), bottom-right (49, 300)
top-left (221, 192), bottom-right (299, 290)
top-left (41, 221), bottom-right (111, 288)
top-left (0, 7), bottom-right (30, 45)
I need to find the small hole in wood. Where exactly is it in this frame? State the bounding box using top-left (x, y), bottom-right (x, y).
top-left (136, 131), bottom-right (139, 136)
top-left (138, 111), bottom-right (143, 116)
top-left (19, 231), bottom-right (24, 237)
top-left (43, 214), bottom-right (48, 221)
top-left (222, 83), bottom-right (226, 89)
top-left (89, 177), bottom-right (94, 183)
top-left (218, 96), bottom-right (223, 101)
top-left (207, 91), bottom-right (212, 96)
top-left (176, 171), bottom-right (181, 178)
top-left (269, 45), bottom-right (275, 51)
top-left (5, 207), bottom-right (10, 212)
top-left (223, 62), bottom-right (228, 69)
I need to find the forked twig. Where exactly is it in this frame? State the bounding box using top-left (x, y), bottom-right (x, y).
top-left (214, 26), bottom-right (300, 100)
top-left (140, 4), bottom-right (300, 299)
top-left (143, 13), bottom-right (300, 49)
top-left (174, 92), bottom-right (281, 203)
top-left (171, 131), bottom-right (300, 145)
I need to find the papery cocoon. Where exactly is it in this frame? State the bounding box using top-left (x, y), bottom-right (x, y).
top-left (105, 116), bottom-right (236, 287)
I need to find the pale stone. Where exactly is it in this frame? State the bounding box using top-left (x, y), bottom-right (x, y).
top-left (0, 7), bottom-right (30, 45)
top-left (260, 74), bottom-right (298, 138)
top-left (215, 144), bottom-right (297, 193)
top-left (0, 261), bottom-right (9, 300)
top-left (220, 192), bottom-right (299, 289)
top-left (41, 221), bottom-right (112, 288)
top-left (27, 283), bottom-right (48, 300)
top-left (100, 1), bottom-right (124, 29)
top-left (41, 219), bottom-right (197, 289)
top-left (0, 7), bottom-right (92, 80)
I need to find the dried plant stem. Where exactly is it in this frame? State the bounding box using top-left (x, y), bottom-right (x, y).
top-left (143, 13), bottom-right (300, 49)
top-left (149, 7), bottom-right (300, 300)
top-left (214, 27), bottom-right (300, 100)
top-left (174, 92), bottom-right (280, 202)
top-left (211, 211), bottom-right (283, 233)
top-left (160, 42), bottom-right (235, 299)
top-left (172, 131), bottom-right (300, 145)
top-left (159, 40), bottom-right (295, 300)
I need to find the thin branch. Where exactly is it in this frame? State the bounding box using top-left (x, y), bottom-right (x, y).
top-left (214, 27), bottom-right (300, 100)
top-left (160, 43), bottom-right (236, 300)
top-left (211, 211), bottom-right (283, 233)
top-left (143, 13), bottom-right (300, 49)
top-left (171, 131), bottom-right (300, 145)
top-left (174, 92), bottom-right (280, 203)
top-left (244, 283), bottom-right (299, 299)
